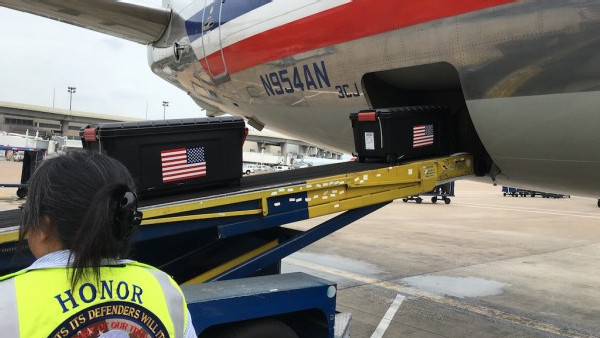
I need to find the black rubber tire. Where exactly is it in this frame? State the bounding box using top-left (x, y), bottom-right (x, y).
top-left (503, 193), bottom-right (506, 197)
top-left (416, 197), bottom-right (423, 204)
top-left (597, 199), bottom-right (600, 208)
top-left (245, 170), bottom-right (251, 175)
top-left (431, 197), bottom-right (437, 203)
top-left (201, 319), bottom-right (299, 338)
top-left (16, 187), bottom-right (27, 199)
top-left (444, 198), bottom-right (451, 205)
top-left (402, 198), bottom-right (408, 202)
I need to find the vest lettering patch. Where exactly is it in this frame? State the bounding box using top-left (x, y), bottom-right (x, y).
top-left (49, 301), bottom-right (169, 338)
top-left (54, 280), bottom-right (143, 313)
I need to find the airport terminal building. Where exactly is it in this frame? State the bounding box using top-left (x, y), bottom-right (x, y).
top-left (0, 101), bottom-right (344, 165)
top-left (0, 101), bottom-right (138, 138)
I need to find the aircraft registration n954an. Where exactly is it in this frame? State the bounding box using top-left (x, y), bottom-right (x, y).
top-left (1, 0), bottom-right (599, 196)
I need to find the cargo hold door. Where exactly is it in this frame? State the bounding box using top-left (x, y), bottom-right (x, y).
top-left (201, 0), bottom-right (229, 83)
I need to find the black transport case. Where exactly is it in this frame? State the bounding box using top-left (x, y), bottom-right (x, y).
top-left (350, 106), bottom-right (450, 163)
top-left (80, 117), bottom-right (246, 198)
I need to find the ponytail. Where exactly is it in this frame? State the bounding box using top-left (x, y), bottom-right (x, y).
top-left (69, 183), bottom-right (138, 289)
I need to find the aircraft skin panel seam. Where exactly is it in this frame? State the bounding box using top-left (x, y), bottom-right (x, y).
top-left (188, 0), bottom-right (515, 76)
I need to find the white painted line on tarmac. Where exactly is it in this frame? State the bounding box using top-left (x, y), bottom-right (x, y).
top-left (370, 294), bottom-right (405, 338)
top-left (284, 257), bottom-right (595, 338)
top-left (454, 202), bottom-right (600, 219)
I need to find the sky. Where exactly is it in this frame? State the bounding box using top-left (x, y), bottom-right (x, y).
top-left (0, 1), bottom-right (205, 120)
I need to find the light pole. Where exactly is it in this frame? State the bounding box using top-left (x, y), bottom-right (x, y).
top-left (68, 86), bottom-right (76, 111)
top-left (162, 101), bottom-right (169, 119)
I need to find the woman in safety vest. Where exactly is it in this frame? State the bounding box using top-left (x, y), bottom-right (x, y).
top-left (0, 151), bottom-right (197, 337)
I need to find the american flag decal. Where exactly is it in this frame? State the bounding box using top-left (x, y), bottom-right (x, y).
top-left (161, 147), bottom-right (207, 183)
top-left (413, 124), bottom-right (434, 148)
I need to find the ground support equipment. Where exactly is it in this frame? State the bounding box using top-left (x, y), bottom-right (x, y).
top-left (502, 186), bottom-right (569, 198)
top-left (402, 182), bottom-right (454, 204)
top-left (529, 191), bottom-right (570, 198)
top-left (502, 186), bottom-right (529, 197)
top-left (0, 146), bottom-right (46, 198)
top-left (0, 154), bottom-right (473, 337)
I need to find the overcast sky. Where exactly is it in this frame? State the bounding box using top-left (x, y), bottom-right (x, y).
top-left (0, 1), bottom-right (204, 120)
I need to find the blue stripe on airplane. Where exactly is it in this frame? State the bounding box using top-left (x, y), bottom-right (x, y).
top-left (185, 0), bottom-right (272, 43)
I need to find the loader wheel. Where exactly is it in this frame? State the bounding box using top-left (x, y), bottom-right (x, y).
top-left (201, 318), bottom-right (299, 338)
top-left (402, 198), bottom-right (408, 202)
top-left (444, 198), bottom-right (451, 205)
top-left (416, 197), bottom-right (423, 204)
top-left (431, 197), bottom-right (437, 203)
top-left (597, 199), bottom-right (600, 208)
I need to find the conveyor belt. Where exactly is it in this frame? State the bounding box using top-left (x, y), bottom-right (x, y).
top-left (1, 154), bottom-right (474, 279)
top-left (0, 161), bottom-right (390, 229)
top-left (141, 161), bottom-right (390, 207)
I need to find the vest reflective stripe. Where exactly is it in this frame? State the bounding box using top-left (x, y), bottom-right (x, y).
top-left (0, 278), bottom-right (19, 338)
top-left (147, 268), bottom-right (185, 337)
top-left (2, 262), bottom-right (186, 337)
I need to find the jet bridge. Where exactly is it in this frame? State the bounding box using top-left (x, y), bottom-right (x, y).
top-left (0, 154), bottom-right (473, 337)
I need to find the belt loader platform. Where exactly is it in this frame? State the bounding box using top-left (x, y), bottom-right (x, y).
top-left (0, 154), bottom-right (473, 337)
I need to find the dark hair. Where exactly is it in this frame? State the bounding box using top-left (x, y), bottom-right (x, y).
top-left (19, 151), bottom-right (138, 289)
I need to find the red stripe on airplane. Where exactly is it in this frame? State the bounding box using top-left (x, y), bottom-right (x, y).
top-left (200, 0), bottom-right (515, 76)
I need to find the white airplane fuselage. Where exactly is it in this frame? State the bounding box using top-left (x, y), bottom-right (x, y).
top-left (147, 0), bottom-right (600, 196)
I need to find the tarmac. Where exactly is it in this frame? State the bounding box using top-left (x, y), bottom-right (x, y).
top-left (1, 159), bottom-right (599, 337)
top-left (282, 181), bottom-right (600, 337)
top-left (0, 160), bottom-right (25, 211)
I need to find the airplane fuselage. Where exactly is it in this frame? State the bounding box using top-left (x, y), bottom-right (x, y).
top-left (148, 0), bottom-right (600, 196)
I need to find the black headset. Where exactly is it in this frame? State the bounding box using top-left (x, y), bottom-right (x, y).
top-left (114, 191), bottom-right (143, 241)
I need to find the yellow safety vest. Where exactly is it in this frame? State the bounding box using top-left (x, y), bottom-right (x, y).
top-left (0, 262), bottom-right (186, 338)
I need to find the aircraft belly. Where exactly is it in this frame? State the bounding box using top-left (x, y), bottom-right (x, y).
top-left (241, 105), bottom-right (362, 153)
top-left (466, 92), bottom-right (600, 196)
